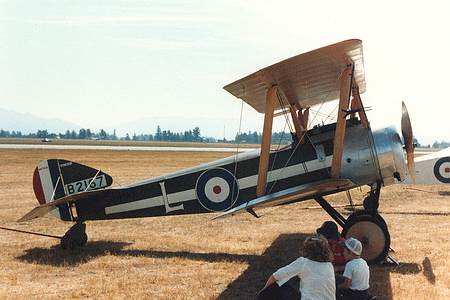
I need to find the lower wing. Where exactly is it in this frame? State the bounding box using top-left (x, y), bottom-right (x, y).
top-left (213, 178), bottom-right (355, 219)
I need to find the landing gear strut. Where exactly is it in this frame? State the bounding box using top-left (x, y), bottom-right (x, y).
top-left (61, 222), bottom-right (88, 250)
top-left (363, 182), bottom-right (381, 214)
top-left (314, 188), bottom-right (390, 265)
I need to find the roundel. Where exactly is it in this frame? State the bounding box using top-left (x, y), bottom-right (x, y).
top-left (433, 157), bottom-right (450, 183)
top-left (195, 168), bottom-right (239, 212)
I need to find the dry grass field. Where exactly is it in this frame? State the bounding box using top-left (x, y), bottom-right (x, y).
top-left (0, 149), bottom-right (449, 299)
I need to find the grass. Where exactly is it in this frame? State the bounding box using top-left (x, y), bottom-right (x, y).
top-left (0, 149), bottom-right (449, 299)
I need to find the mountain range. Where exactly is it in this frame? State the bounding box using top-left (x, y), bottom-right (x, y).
top-left (0, 108), bottom-right (249, 139)
top-left (0, 108), bottom-right (81, 134)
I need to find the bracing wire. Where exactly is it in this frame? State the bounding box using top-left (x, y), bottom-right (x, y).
top-left (276, 90), bottom-right (294, 134)
top-left (231, 98), bottom-right (245, 206)
top-left (266, 90), bottom-right (295, 179)
top-left (233, 99), bottom-right (245, 164)
top-left (323, 105), bottom-right (339, 124)
top-left (265, 94), bottom-right (332, 195)
top-left (267, 121), bottom-right (288, 180)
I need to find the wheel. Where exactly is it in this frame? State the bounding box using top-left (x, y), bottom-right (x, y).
top-left (76, 232), bottom-right (88, 247)
top-left (342, 214), bottom-right (390, 265)
top-left (61, 235), bottom-right (75, 250)
top-left (60, 222), bottom-right (88, 249)
top-left (345, 210), bottom-right (388, 231)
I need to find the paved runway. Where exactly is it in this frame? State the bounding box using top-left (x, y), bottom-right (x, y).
top-left (0, 143), bottom-right (257, 152)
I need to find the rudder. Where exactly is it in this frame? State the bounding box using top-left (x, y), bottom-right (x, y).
top-left (33, 159), bottom-right (113, 221)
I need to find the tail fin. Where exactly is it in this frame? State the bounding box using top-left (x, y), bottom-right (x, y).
top-left (32, 159), bottom-right (113, 221)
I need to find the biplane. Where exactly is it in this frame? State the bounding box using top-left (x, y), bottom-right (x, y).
top-left (20, 39), bottom-right (423, 264)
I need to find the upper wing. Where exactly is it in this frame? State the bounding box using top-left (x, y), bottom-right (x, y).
top-left (223, 39), bottom-right (365, 113)
top-left (213, 178), bottom-right (355, 219)
top-left (18, 189), bottom-right (114, 222)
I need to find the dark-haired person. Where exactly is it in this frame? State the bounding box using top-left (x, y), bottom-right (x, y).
top-left (258, 235), bottom-right (336, 300)
top-left (316, 221), bottom-right (346, 273)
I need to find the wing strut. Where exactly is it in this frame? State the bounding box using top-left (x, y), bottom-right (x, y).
top-left (289, 105), bottom-right (309, 143)
top-left (331, 62), bottom-right (354, 178)
top-left (350, 84), bottom-right (369, 127)
top-left (289, 105), bottom-right (304, 142)
top-left (256, 85), bottom-right (278, 196)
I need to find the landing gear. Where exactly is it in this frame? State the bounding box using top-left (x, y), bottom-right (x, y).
top-left (362, 182), bottom-right (381, 214)
top-left (61, 222), bottom-right (88, 250)
top-left (341, 183), bottom-right (390, 264)
top-left (314, 187), bottom-right (391, 265)
top-left (345, 210), bottom-right (388, 231)
top-left (342, 213), bottom-right (390, 265)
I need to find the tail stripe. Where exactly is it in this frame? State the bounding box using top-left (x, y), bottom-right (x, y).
top-left (47, 160), bottom-right (71, 221)
top-left (36, 160), bottom-right (62, 219)
top-left (47, 159), bottom-right (66, 200)
top-left (37, 160), bottom-right (57, 203)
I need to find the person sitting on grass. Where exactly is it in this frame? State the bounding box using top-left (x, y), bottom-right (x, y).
top-left (257, 234), bottom-right (336, 300)
top-left (337, 237), bottom-right (372, 300)
top-left (316, 221), bottom-right (346, 273)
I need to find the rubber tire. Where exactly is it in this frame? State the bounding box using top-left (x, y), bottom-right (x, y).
top-left (60, 228), bottom-right (88, 249)
top-left (345, 210), bottom-right (388, 231)
top-left (61, 235), bottom-right (75, 250)
top-left (77, 232), bottom-right (88, 247)
top-left (342, 214), bottom-right (390, 265)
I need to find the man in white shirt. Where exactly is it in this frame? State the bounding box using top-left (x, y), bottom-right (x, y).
top-left (337, 238), bottom-right (372, 300)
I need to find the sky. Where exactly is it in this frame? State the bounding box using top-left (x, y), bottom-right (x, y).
top-left (1, 0), bottom-right (449, 144)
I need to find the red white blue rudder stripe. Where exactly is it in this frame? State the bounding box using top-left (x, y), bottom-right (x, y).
top-left (195, 168), bottom-right (239, 212)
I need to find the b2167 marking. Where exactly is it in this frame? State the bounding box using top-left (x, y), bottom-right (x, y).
top-left (65, 174), bottom-right (107, 195)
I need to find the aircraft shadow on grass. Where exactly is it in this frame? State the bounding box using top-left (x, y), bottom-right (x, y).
top-left (16, 233), bottom-right (432, 300)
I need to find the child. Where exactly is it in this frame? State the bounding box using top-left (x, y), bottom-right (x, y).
top-left (316, 221), bottom-right (346, 272)
top-left (258, 235), bottom-right (336, 300)
top-left (337, 237), bottom-right (371, 300)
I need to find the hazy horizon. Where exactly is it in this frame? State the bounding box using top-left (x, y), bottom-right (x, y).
top-left (1, 1), bottom-right (449, 145)
top-left (1, 107), bottom-right (449, 146)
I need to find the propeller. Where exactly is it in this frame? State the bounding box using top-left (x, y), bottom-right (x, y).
top-left (401, 101), bottom-right (416, 183)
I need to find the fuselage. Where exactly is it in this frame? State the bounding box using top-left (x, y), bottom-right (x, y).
top-left (57, 119), bottom-right (407, 222)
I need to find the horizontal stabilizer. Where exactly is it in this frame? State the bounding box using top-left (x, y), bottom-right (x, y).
top-left (18, 189), bottom-right (111, 222)
top-left (213, 179), bottom-right (354, 220)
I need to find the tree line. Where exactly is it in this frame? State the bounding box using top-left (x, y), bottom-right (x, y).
top-left (0, 126), bottom-right (204, 142)
top-left (0, 127), bottom-right (448, 147)
top-left (0, 126), bottom-right (292, 144)
top-left (0, 129), bottom-right (115, 140)
top-left (234, 130), bottom-right (292, 144)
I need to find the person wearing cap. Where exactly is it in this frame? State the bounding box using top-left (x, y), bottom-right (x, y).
top-left (316, 221), bottom-right (346, 273)
top-left (257, 235), bottom-right (336, 300)
top-left (337, 237), bottom-right (371, 300)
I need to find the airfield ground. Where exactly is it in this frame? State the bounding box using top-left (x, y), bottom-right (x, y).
top-left (0, 149), bottom-right (449, 299)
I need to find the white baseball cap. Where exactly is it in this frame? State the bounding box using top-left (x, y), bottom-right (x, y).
top-left (344, 237), bottom-right (363, 256)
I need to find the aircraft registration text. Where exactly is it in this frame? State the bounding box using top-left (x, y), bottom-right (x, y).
top-left (65, 174), bottom-right (108, 195)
